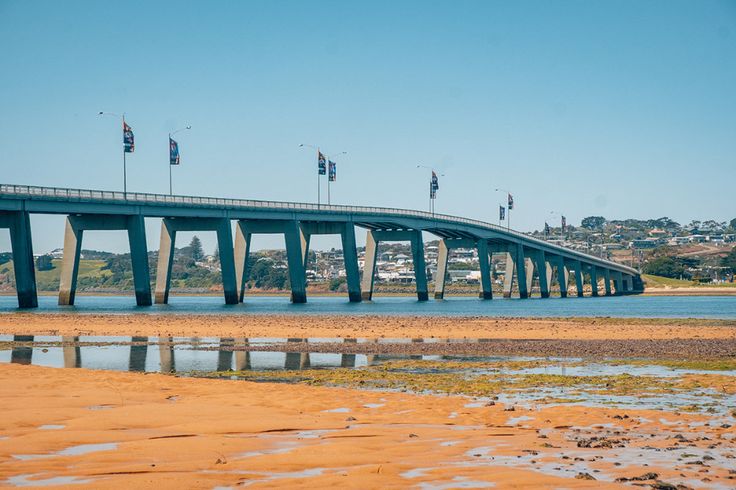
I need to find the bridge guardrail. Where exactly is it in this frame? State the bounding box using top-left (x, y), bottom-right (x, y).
top-left (0, 183), bottom-right (639, 275)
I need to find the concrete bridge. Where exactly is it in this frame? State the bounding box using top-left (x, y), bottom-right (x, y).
top-left (0, 184), bottom-right (643, 308)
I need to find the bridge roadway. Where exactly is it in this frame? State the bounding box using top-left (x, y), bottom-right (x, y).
top-left (0, 184), bottom-right (643, 308)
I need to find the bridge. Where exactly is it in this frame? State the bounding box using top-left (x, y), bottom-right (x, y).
top-left (0, 184), bottom-right (643, 308)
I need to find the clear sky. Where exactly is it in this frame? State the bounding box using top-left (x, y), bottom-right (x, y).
top-left (1, 0), bottom-right (734, 254)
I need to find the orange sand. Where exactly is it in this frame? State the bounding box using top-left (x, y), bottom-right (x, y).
top-left (1, 363), bottom-right (733, 489)
top-left (1, 314), bottom-right (734, 340)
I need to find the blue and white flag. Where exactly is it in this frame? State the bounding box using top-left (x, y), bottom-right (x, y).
top-left (169, 137), bottom-right (180, 165)
top-left (123, 121), bottom-right (134, 153)
top-left (499, 205), bottom-right (505, 221)
top-left (318, 151), bottom-right (326, 175)
top-left (328, 160), bottom-right (336, 182)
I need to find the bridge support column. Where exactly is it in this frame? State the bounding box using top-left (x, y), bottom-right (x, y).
top-left (284, 220), bottom-right (307, 303)
top-left (361, 230), bottom-right (378, 301)
top-left (529, 250), bottom-right (549, 298)
top-left (434, 239), bottom-right (450, 300)
top-left (612, 270), bottom-right (624, 296)
top-left (0, 211), bottom-right (38, 308)
top-left (340, 223), bottom-right (362, 302)
top-left (590, 266), bottom-right (599, 297)
top-left (434, 238), bottom-right (490, 300)
top-left (573, 261), bottom-right (585, 297)
top-left (410, 230), bottom-right (428, 301)
top-left (154, 217), bottom-right (237, 305)
top-left (603, 269), bottom-right (612, 296)
top-left (503, 243), bottom-right (528, 298)
top-left (234, 223), bottom-right (252, 302)
top-left (524, 256), bottom-right (535, 297)
top-left (477, 240), bottom-right (492, 300)
top-left (59, 214), bottom-right (152, 306)
top-left (555, 256), bottom-right (569, 298)
top-left (361, 229), bottom-right (427, 301)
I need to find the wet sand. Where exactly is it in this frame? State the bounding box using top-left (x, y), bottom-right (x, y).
top-left (1, 363), bottom-right (734, 489)
top-left (1, 313), bottom-right (734, 340)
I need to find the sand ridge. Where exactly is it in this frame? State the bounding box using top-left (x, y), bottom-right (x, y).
top-left (1, 313), bottom-right (734, 340)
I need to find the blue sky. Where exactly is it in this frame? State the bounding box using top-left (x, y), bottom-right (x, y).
top-left (1, 0), bottom-right (734, 254)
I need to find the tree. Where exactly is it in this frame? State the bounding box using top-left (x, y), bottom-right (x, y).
top-left (729, 218), bottom-right (736, 232)
top-left (642, 256), bottom-right (696, 280)
top-left (189, 236), bottom-right (204, 262)
top-left (35, 254), bottom-right (54, 271)
top-left (722, 246), bottom-right (736, 274)
top-left (581, 216), bottom-right (606, 230)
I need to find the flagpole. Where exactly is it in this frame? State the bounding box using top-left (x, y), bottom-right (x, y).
top-left (168, 126), bottom-right (191, 196)
top-left (317, 148), bottom-right (321, 209)
top-left (168, 133), bottom-right (172, 195)
top-left (122, 115), bottom-right (127, 197)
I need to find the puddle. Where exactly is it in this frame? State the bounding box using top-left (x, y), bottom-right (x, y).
top-left (37, 425), bottom-right (64, 430)
top-left (13, 442), bottom-right (117, 460)
top-left (322, 407), bottom-right (350, 413)
top-left (5, 474), bottom-right (95, 487)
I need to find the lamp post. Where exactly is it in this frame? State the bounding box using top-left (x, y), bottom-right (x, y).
top-left (168, 126), bottom-right (191, 195)
top-left (416, 165), bottom-right (443, 214)
top-left (98, 111), bottom-right (127, 196)
top-left (549, 211), bottom-right (563, 239)
top-left (495, 188), bottom-right (513, 231)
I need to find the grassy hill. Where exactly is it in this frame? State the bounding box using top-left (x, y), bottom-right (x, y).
top-left (642, 274), bottom-right (736, 288)
top-left (0, 259), bottom-right (112, 292)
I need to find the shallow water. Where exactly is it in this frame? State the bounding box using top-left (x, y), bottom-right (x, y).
top-left (2, 335), bottom-right (734, 415)
top-left (1, 294), bottom-right (735, 318)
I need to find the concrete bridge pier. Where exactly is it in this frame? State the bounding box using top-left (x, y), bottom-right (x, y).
top-left (297, 221), bottom-right (362, 302)
top-left (434, 238), bottom-right (491, 300)
top-left (603, 269), bottom-right (612, 296)
top-left (234, 220), bottom-right (312, 304)
top-left (589, 266), bottom-right (599, 297)
top-left (612, 271), bottom-right (624, 295)
top-left (159, 337), bottom-right (175, 373)
top-left (572, 260), bottom-right (585, 297)
top-left (0, 211), bottom-right (38, 308)
top-left (477, 240), bottom-right (493, 299)
top-left (555, 256), bottom-right (569, 298)
top-left (361, 229), bottom-right (428, 301)
top-left (528, 250), bottom-right (550, 298)
top-left (62, 336), bottom-right (81, 368)
top-left (59, 214), bottom-right (151, 306)
top-left (155, 217), bottom-right (237, 305)
top-left (503, 243), bottom-right (529, 299)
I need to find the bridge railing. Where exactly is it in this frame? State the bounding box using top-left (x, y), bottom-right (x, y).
top-left (0, 183), bottom-right (638, 274)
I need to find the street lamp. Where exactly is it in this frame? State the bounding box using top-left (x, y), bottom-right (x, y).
top-left (495, 188), bottom-right (513, 230)
top-left (98, 111), bottom-right (128, 196)
top-left (417, 165), bottom-right (443, 214)
top-left (168, 126), bottom-right (191, 195)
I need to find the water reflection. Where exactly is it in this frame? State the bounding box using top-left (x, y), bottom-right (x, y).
top-left (1, 336), bottom-right (379, 373)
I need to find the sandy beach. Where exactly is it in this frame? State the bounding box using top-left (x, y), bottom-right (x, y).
top-left (1, 362), bottom-right (734, 489)
top-left (1, 314), bottom-right (735, 488)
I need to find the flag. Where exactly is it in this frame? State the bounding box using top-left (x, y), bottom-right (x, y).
top-left (544, 222), bottom-right (551, 235)
top-left (123, 121), bottom-right (134, 153)
top-left (561, 216), bottom-right (567, 232)
top-left (169, 137), bottom-right (180, 165)
top-left (318, 151), bottom-right (326, 175)
top-left (328, 160), bottom-right (336, 182)
top-left (499, 205), bottom-right (506, 221)
top-left (431, 171), bottom-right (439, 191)
top-left (507, 193), bottom-right (514, 210)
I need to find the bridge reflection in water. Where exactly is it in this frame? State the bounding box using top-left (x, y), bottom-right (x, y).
top-left (0, 336), bottom-right (400, 373)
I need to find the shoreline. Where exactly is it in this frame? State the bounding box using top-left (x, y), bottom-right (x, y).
top-left (1, 314), bottom-right (734, 340)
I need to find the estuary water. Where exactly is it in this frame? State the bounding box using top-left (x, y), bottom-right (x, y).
top-left (0, 294), bottom-right (734, 318)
